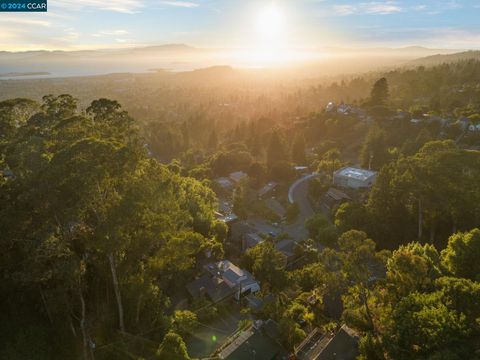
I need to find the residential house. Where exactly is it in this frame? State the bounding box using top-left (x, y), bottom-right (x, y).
top-left (229, 171), bottom-right (248, 184)
top-left (350, 106), bottom-right (366, 118)
top-left (258, 181), bottom-right (278, 199)
top-left (333, 167), bottom-right (377, 189)
top-left (217, 213), bottom-right (239, 225)
top-left (391, 110), bottom-right (411, 121)
top-left (295, 325), bottom-right (360, 360)
top-left (322, 187), bottom-right (351, 211)
top-left (231, 221), bottom-right (257, 247)
top-left (215, 177), bottom-right (235, 190)
top-left (336, 104), bottom-right (352, 115)
top-left (410, 117), bottom-right (423, 124)
top-left (214, 178), bottom-right (236, 199)
top-left (186, 260), bottom-right (260, 303)
top-left (218, 199), bottom-right (233, 215)
top-left (275, 239), bottom-right (297, 260)
top-left (218, 320), bottom-right (288, 360)
top-left (243, 232), bottom-right (263, 251)
top-left (468, 123), bottom-right (480, 132)
top-left (325, 102), bottom-right (336, 113)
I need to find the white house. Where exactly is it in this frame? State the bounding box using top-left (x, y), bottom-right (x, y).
top-left (215, 260), bottom-right (260, 300)
top-left (337, 104), bottom-right (352, 115)
top-left (468, 124), bottom-right (480, 132)
top-left (333, 167), bottom-right (377, 189)
top-left (326, 102), bottom-right (336, 112)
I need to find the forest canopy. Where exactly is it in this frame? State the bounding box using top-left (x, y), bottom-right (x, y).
top-left (0, 95), bottom-right (224, 359)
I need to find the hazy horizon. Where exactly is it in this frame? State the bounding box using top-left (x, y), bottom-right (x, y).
top-left (0, 42), bottom-right (473, 79)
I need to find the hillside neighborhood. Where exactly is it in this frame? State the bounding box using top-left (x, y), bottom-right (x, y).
top-left (177, 150), bottom-right (378, 359)
top-left (175, 97), bottom-right (480, 359)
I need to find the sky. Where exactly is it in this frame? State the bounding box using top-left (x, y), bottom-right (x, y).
top-left (1, 0), bottom-right (480, 51)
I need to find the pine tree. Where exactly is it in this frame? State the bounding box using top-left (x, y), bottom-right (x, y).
top-left (370, 78), bottom-right (389, 106)
top-left (267, 131), bottom-right (287, 167)
top-left (156, 332), bottom-right (191, 360)
top-left (208, 129), bottom-right (218, 150)
top-left (292, 133), bottom-right (307, 165)
top-left (360, 124), bottom-right (389, 170)
top-left (250, 134), bottom-right (263, 160)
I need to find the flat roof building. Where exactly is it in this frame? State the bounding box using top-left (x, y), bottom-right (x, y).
top-left (333, 167), bottom-right (377, 189)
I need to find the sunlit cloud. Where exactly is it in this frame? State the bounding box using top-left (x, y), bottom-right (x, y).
top-left (333, 4), bottom-right (356, 15)
top-left (93, 30), bottom-right (130, 37)
top-left (53, 0), bottom-right (145, 14)
top-left (333, 1), bottom-right (402, 16)
top-left (159, 1), bottom-right (199, 8)
top-left (364, 2), bottom-right (402, 14)
top-left (0, 17), bottom-right (51, 27)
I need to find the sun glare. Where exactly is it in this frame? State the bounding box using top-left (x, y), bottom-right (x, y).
top-left (256, 3), bottom-right (285, 40)
top-left (231, 2), bottom-right (319, 67)
top-left (237, 2), bottom-right (293, 67)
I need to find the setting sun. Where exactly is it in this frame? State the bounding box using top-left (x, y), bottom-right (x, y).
top-left (256, 3), bottom-right (285, 40)
top-left (232, 2), bottom-right (296, 67)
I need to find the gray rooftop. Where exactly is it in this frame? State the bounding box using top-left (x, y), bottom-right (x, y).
top-left (257, 181), bottom-right (278, 198)
top-left (335, 167), bottom-right (376, 181)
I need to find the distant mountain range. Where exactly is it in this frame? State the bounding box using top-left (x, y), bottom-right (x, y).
top-left (0, 44), bottom-right (477, 79)
top-left (0, 44), bottom-right (199, 57)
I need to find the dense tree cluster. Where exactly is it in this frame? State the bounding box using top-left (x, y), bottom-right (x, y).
top-left (272, 228), bottom-right (480, 358)
top-left (337, 140), bottom-right (480, 248)
top-left (357, 231), bottom-right (480, 359)
top-left (0, 96), bottom-right (224, 359)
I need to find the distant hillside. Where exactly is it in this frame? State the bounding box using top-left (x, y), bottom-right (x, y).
top-left (320, 45), bottom-right (459, 59)
top-left (0, 44), bottom-right (210, 78)
top-left (408, 50), bottom-right (480, 67)
top-left (0, 44), bottom-right (475, 79)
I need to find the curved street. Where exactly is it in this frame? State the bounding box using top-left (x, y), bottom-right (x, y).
top-left (284, 173), bottom-right (321, 241)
